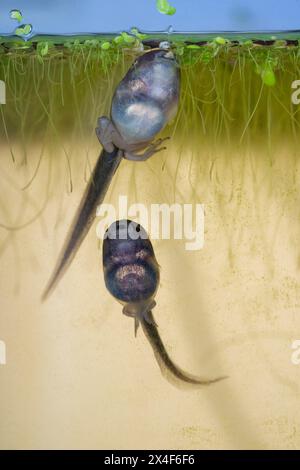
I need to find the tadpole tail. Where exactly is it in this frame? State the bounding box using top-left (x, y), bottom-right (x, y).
top-left (42, 147), bottom-right (122, 301)
top-left (141, 311), bottom-right (227, 388)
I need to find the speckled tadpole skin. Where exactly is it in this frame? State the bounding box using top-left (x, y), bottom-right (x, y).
top-left (103, 220), bottom-right (226, 389)
top-left (111, 49), bottom-right (180, 147)
top-left (103, 220), bottom-right (159, 304)
top-left (42, 48), bottom-right (180, 300)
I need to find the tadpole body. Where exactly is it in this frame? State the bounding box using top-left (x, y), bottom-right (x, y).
top-left (103, 220), bottom-right (226, 389)
top-left (42, 46), bottom-right (180, 300)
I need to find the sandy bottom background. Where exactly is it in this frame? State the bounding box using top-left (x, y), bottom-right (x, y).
top-left (0, 138), bottom-right (300, 449)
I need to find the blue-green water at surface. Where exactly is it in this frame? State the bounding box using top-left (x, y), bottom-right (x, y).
top-left (0, 0), bottom-right (300, 36)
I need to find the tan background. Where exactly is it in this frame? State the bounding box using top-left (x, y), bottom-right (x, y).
top-left (0, 136), bottom-right (300, 449)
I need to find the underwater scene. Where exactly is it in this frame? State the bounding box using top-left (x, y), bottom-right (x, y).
top-left (1, 0), bottom-right (300, 451)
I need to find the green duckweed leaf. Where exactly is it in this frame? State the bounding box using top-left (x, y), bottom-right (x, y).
top-left (156, 0), bottom-right (176, 16)
top-left (121, 32), bottom-right (135, 44)
top-left (130, 28), bottom-right (148, 40)
top-left (261, 67), bottom-right (276, 86)
top-left (114, 35), bottom-right (124, 44)
top-left (15, 24), bottom-right (32, 36)
top-left (23, 24), bottom-right (32, 35)
top-left (214, 36), bottom-right (227, 45)
top-left (37, 42), bottom-right (49, 56)
top-left (101, 41), bottom-right (111, 50)
top-left (10, 9), bottom-right (23, 23)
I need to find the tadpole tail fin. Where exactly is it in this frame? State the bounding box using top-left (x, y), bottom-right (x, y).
top-left (42, 147), bottom-right (122, 301)
top-left (141, 311), bottom-right (227, 388)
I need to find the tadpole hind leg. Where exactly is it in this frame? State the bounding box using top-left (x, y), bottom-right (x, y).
top-left (124, 137), bottom-right (170, 162)
top-left (134, 317), bottom-right (140, 337)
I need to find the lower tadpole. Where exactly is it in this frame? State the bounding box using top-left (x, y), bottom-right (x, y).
top-left (102, 219), bottom-right (227, 388)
